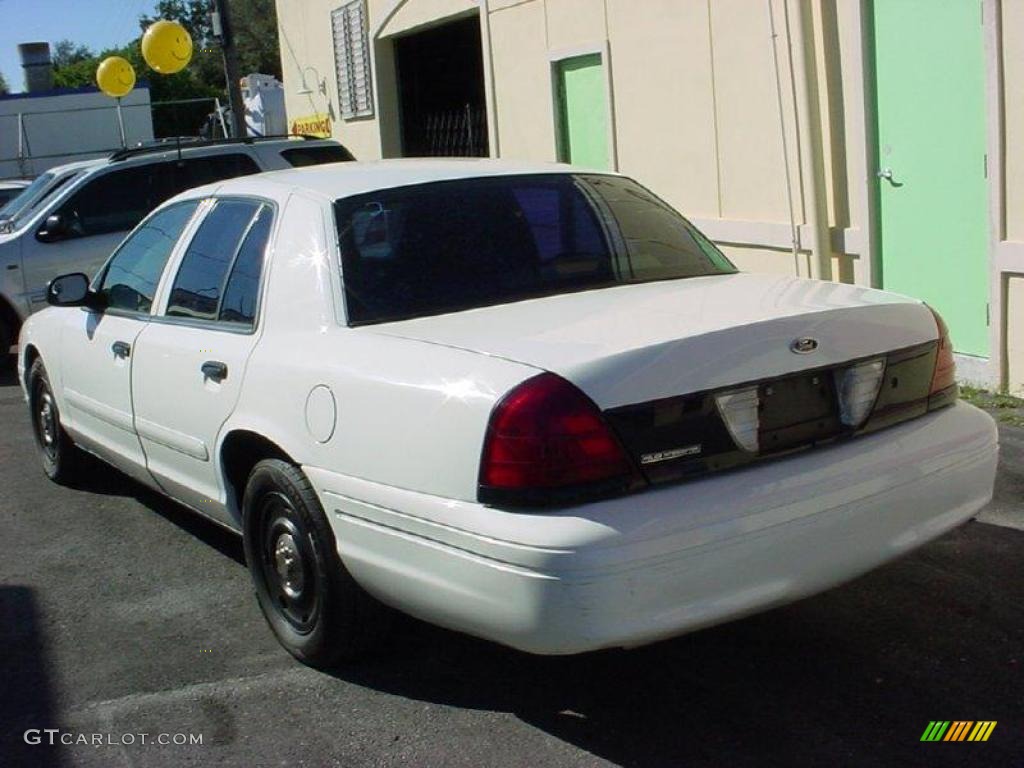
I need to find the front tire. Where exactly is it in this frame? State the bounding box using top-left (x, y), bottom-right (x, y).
top-left (28, 358), bottom-right (83, 483)
top-left (242, 459), bottom-right (389, 666)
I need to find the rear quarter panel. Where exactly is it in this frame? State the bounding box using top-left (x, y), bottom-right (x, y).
top-left (222, 191), bottom-right (539, 502)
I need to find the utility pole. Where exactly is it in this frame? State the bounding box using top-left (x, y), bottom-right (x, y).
top-left (211, 0), bottom-right (246, 137)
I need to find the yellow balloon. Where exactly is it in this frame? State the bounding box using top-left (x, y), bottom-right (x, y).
top-left (96, 56), bottom-right (136, 98)
top-left (141, 19), bottom-right (193, 74)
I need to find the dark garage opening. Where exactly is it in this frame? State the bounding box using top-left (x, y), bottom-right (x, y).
top-left (395, 15), bottom-right (489, 157)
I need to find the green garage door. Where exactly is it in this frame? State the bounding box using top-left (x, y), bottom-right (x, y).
top-left (872, 0), bottom-right (990, 356)
top-left (555, 54), bottom-right (609, 169)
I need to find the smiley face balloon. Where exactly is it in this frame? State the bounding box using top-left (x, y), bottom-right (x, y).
top-left (141, 19), bottom-right (193, 74)
top-left (96, 56), bottom-right (136, 98)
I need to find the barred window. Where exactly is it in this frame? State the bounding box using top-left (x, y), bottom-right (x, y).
top-left (331, 1), bottom-right (374, 120)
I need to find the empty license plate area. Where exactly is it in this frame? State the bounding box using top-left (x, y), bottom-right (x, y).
top-left (758, 370), bottom-right (841, 454)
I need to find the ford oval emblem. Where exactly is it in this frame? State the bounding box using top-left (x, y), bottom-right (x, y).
top-left (790, 337), bottom-right (819, 354)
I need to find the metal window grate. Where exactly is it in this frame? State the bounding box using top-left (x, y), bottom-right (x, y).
top-left (331, 1), bottom-right (374, 120)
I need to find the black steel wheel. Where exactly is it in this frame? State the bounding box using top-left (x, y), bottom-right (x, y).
top-left (28, 358), bottom-right (82, 483)
top-left (256, 490), bottom-right (321, 634)
top-left (242, 458), bottom-right (390, 666)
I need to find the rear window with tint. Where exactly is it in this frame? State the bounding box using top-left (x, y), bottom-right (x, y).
top-left (335, 174), bottom-right (735, 325)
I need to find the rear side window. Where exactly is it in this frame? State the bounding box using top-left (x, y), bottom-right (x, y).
top-left (176, 154), bottom-right (260, 191)
top-left (219, 206), bottom-right (273, 327)
top-left (280, 145), bottom-right (355, 167)
top-left (99, 201), bottom-right (200, 313)
top-left (165, 200), bottom-right (270, 326)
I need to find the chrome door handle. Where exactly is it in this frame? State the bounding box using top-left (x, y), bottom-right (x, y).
top-left (877, 167), bottom-right (893, 180)
top-left (111, 341), bottom-right (131, 358)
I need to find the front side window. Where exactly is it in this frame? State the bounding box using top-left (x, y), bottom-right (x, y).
top-left (98, 201), bottom-right (200, 313)
top-left (54, 164), bottom-right (175, 239)
top-left (165, 200), bottom-right (268, 324)
top-left (335, 174), bottom-right (736, 324)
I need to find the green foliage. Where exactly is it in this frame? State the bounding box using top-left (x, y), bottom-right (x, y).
top-left (48, 1), bottom-right (281, 98)
top-left (43, 1), bottom-right (282, 136)
top-left (232, 0), bottom-right (283, 79)
top-left (52, 40), bottom-right (94, 69)
top-left (52, 40), bottom-right (107, 90)
top-left (0, 70), bottom-right (7, 95)
top-left (960, 386), bottom-right (1024, 427)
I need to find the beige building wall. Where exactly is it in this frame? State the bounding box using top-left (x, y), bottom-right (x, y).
top-left (997, 0), bottom-right (1024, 393)
top-left (274, 0), bottom-right (860, 244)
top-left (1008, 277), bottom-right (1024, 396)
top-left (274, 0), bottom-right (1023, 392)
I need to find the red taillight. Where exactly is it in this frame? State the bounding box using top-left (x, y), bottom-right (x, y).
top-left (479, 373), bottom-right (636, 503)
top-left (928, 306), bottom-right (956, 395)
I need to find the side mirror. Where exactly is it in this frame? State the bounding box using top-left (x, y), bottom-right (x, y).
top-left (46, 273), bottom-right (91, 307)
top-left (37, 213), bottom-right (67, 243)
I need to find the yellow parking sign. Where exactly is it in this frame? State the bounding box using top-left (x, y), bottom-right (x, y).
top-left (290, 113), bottom-right (332, 138)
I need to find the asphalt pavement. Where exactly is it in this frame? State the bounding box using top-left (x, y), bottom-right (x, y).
top-left (1, 364), bottom-right (1021, 768)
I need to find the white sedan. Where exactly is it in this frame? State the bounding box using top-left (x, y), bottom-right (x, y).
top-left (18, 161), bottom-right (998, 665)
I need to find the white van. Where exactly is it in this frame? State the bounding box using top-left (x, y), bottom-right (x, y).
top-left (0, 136), bottom-right (354, 358)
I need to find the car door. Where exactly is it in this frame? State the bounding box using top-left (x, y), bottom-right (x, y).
top-left (58, 200), bottom-right (202, 484)
top-left (131, 198), bottom-right (274, 524)
top-left (23, 163), bottom-right (176, 311)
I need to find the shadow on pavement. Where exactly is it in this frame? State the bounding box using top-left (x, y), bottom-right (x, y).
top-left (55, 453), bottom-right (245, 566)
top-left (3, 368), bottom-right (1018, 765)
top-left (0, 586), bottom-right (65, 768)
top-left (329, 522), bottom-right (1023, 767)
top-left (0, 363), bottom-right (18, 388)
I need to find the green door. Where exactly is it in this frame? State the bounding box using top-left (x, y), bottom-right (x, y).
top-left (555, 54), bottom-right (609, 169)
top-left (872, 0), bottom-right (989, 356)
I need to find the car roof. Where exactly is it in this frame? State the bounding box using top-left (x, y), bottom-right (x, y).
top-left (179, 158), bottom-right (611, 204)
top-left (39, 157), bottom-right (109, 176)
top-left (37, 138), bottom-right (347, 180)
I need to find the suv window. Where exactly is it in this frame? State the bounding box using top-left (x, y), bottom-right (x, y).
top-left (280, 145), bottom-right (355, 167)
top-left (98, 201), bottom-right (200, 313)
top-left (55, 164), bottom-right (176, 238)
top-left (49, 153), bottom-right (260, 241)
top-left (165, 200), bottom-right (264, 322)
top-left (177, 153), bottom-right (260, 189)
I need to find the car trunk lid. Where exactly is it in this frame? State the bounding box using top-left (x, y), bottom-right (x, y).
top-left (368, 272), bottom-right (938, 410)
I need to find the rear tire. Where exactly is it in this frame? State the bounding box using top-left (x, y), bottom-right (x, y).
top-left (242, 458), bottom-right (390, 666)
top-left (28, 358), bottom-right (83, 483)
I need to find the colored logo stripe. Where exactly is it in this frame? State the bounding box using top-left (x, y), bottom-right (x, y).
top-left (944, 721), bottom-right (972, 741)
top-left (968, 722), bottom-right (997, 742)
top-left (920, 721), bottom-right (996, 742)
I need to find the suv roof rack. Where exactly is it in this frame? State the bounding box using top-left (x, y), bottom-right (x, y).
top-left (108, 134), bottom-right (323, 162)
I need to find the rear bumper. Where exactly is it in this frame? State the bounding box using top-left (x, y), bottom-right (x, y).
top-left (305, 401), bottom-right (998, 654)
